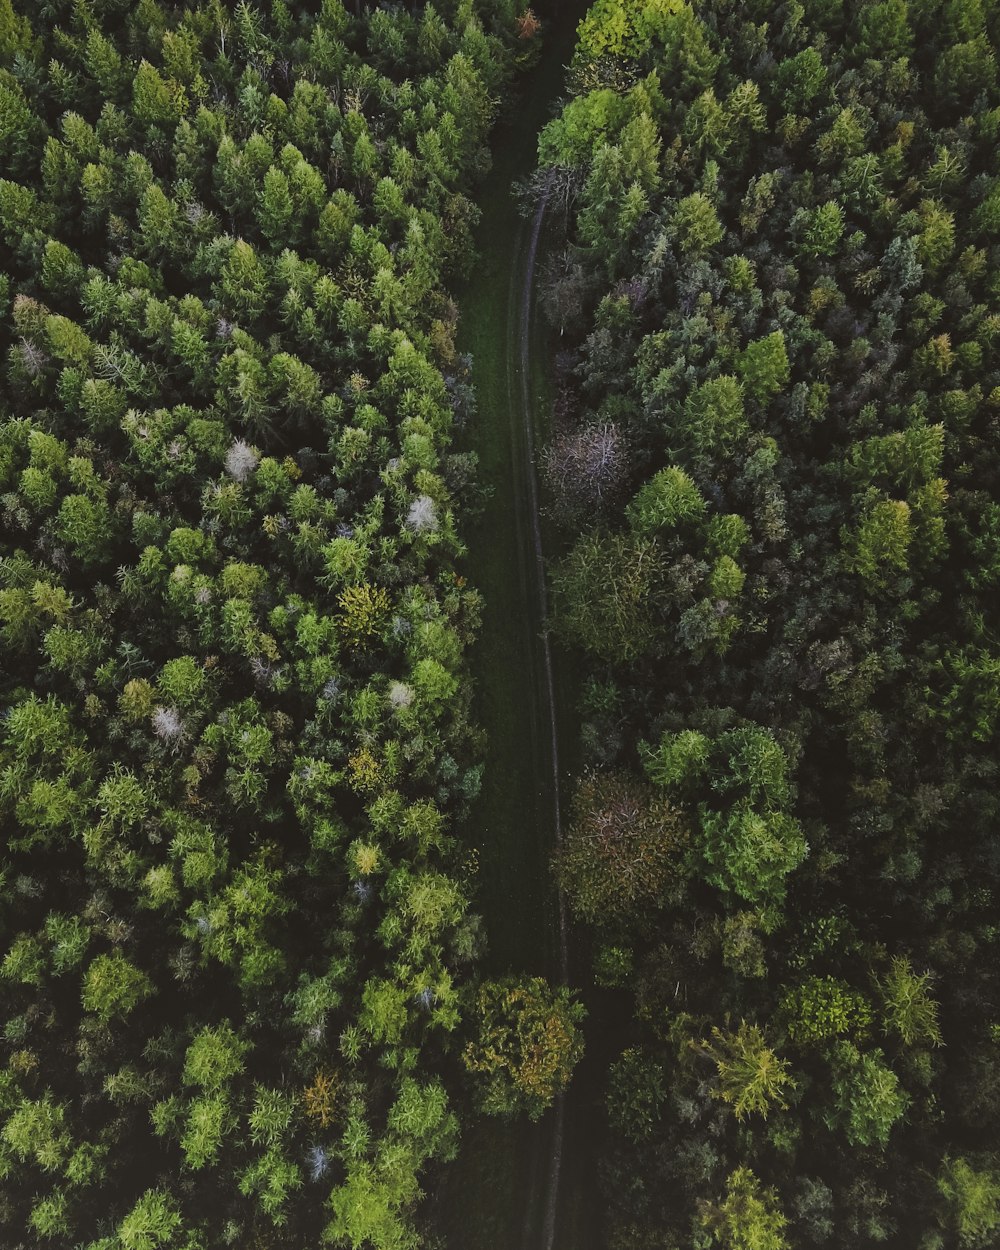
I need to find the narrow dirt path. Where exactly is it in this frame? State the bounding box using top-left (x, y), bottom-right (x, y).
top-left (517, 182), bottom-right (569, 990)
top-left (512, 183), bottom-right (570, 1250)
top-left (433, 7), bottom-right (596, 1247)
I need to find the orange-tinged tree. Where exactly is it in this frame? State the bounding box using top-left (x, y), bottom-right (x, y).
top-left (463, 977), bottom-right (585, 1120)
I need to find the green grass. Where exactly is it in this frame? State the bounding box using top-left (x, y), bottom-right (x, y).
top-left (456, 193), bottom-right (552, 980)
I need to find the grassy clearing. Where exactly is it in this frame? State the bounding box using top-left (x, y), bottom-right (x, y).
top-left (457, 196), bottom-right (551, 980)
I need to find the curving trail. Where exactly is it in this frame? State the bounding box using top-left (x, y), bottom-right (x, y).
top-left (517, 182), bottom-right (569, 992)
top-left (512, 180), bottom-right (569, 1250)
top-left (435, 8), bottom-right (598, 1248)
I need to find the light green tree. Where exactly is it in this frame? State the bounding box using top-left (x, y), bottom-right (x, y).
top-left (697, 1167), bottom-right (790, 1250)
top-left (826, 1042), bottom-right (909, 1146)
top-left (875, 956), bottom-right (943, 1047)
top-left (627, 466), bottom-right (707, 534)
top-left (735, 332), bottom-right (790, 403)
top-left (674, 191), bottom-right (724, 255)
top-left (700, 1021), bottom-right (796, 1121)
top-left (82, 952), bottom-right (153, 1020)
top-left (117, 1189), bottom-right (183, 1250)
top-left (936, 1156), bottom-right (1000, 1248)
top-left (182, 1023), bottom-right (248, 1090)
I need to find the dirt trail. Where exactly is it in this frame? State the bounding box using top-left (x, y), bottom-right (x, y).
top-left (436, 7), bottom-right (597, 1246)
top-left (513, 183), bottom-right (569, 1250)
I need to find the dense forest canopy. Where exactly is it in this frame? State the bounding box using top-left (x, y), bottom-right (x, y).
top-left (534, 0), bottom-right (1000, 1245)
top-left (0, 2), bottom-right (588, 1247)
top-left (5, 0), bottom-right (1000, 1246)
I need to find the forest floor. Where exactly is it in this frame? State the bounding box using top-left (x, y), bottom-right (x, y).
top-left (430, 5), bottom-right (604, 1248)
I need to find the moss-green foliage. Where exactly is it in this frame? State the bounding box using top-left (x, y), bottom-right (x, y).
top-left (551, 530), bottom-right (663, 661)
top-left (826, 1041), bottom-right (909, 1147)
top-left (778, 976), bottom-right (872, 1049)
top-left (0, 1), bottom-right (536, 1245)
top-left (646, 724), bottom-right (806, 905)
top-left (533, 0), bottom-right (1000, 1242)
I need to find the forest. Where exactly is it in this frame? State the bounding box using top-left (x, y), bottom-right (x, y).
top-left (534, 0), bottom-right (1000, 1246)
top-left (0, 1), bottom-right (582, 1247)
top-left (1, 0), bottom-right (999, 1248)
